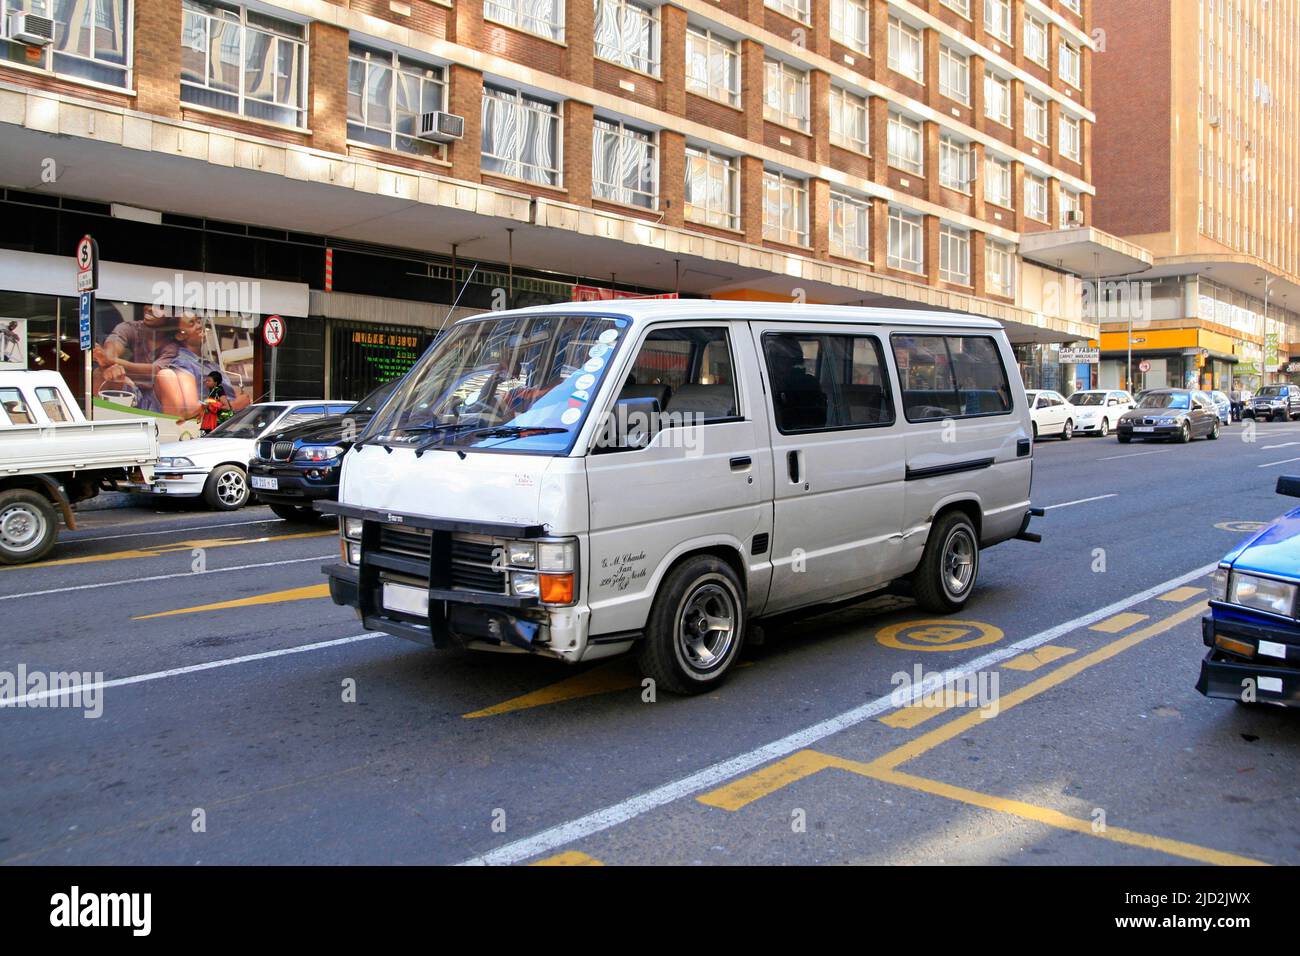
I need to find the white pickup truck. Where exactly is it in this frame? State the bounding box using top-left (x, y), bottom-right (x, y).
top-left (0, 370), bottom-right (158, 564)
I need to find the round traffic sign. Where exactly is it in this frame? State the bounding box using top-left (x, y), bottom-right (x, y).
top-left (76, 235), bottom-right (94, 270)
top-left (262, 315), bottom-right (286, 347)
top-left (1138, 360), bottom-right (1151, 373)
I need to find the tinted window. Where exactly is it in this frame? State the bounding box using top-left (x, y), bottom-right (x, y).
top-left (891, 334), bottom-right (1010, 421)
top-left (0, 387), bottom-right (34, 425)
top-left (622, 327), bottom-right (737, 423)
top-left (949, 337), bottom-right (1012, 414)
top-left (763, 332), bottom-right (894, 433)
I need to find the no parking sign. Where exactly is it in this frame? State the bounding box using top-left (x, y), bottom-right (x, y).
top-left (262, 315), bottom-right (286, 348)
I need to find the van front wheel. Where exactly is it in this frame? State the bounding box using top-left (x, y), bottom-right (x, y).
top-left (637, 555), bottom-right (745, 696)
top-left (911, 511), bottom-right (980, 613)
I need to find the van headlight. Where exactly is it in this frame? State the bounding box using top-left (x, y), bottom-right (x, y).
top-left (502, 537), bottom-right (578, 605)
top-left (1211, 566), bottom-right (1229, 603)
top-left (342, 517), bottom-right (364, 541)
top-left (1228, 572), bottom-right (1298, 617)
top-left (340, 540), bottom-right (361, 566)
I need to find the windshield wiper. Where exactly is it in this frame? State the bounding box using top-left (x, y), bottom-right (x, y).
top-left (448, 424), bottom-right (569, 447)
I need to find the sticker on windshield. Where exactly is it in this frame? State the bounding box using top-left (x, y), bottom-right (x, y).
top-left (588, 344), bottom-right (611, 360)
top-left (560, 407), bottom-right (582, 426)
top-left (583, 358), bottom-right (605, 373)
top-left (598, 329), bottom-right (619, 344)
top-left (575, 374), bottom-right (596, 391)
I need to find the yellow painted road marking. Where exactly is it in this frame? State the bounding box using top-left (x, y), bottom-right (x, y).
top-left (880, 691), bottom-right (974, 728)
top-left (1088, 611), bottom-right (1148, 634)
top-left (132, 583), bottom-right (331, 619)
top-left (875, 619), bottom-right (1003, 652)
top-left (531, 850), bottom-right (604, 866)
top-left (698, 750), bottom-right (857, 811)
top-left (463, 660), bottom-right (641, 718)
top-left (6, 531), bottom-right (333, 570)
top-left (1157, 586), bottom-right (1206, 603)
top-left (1000, 645), bottom-right (1076, 672)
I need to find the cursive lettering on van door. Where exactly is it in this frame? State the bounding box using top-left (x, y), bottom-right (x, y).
top-left (599, 550), bottom-right (648, 593)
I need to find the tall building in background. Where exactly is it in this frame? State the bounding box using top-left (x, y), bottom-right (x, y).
top-left (0, 0), bottom-right (1126, 409)
top-left (1093, 0), bottom-right (1300, 393)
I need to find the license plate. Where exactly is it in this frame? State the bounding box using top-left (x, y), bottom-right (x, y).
top-left (383, 582), bottom-right (429, 616)
top-left (251, 476), bottom-right (278, 490)
top-left (1134, 426), bottom-right (1155, 432)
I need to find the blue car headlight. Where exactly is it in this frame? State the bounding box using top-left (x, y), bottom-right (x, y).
top-left (1228, 572), bottom-right (1298, 617)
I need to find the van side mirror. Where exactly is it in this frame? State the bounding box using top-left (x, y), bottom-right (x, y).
top-left (594, 397), bottom-right (661, 452)
top-left (1277, 475), bottom-right (1300, 499)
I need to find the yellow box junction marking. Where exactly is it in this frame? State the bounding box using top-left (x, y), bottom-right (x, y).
top-left (880, 691), bottom-right (974, 729)
top-left (1157, 586), bottom-right (1206, 603)
top-left (531, 851), bottom-right (604, 866)
top-left (1000, 645), bottom-right (1076, 672)
top-left (6, 531), bottom-right (333, 570)
top-left (697, 601), bottom-right (1267, 866)
top-left (1088, 611), bottom-right (1148, 634)
top-left (133, 583), bottom-right (331, 619)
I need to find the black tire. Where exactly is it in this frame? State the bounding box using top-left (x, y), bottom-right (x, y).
top-left (0, 488), bottom-right (58, 565)
top-left (911, 510), bottom-right (980, 614)
top-left (636, 555), bottom-right (746, 696)
top-left (1208, 420), bottom-right (1220, 440)
top-left (1274, 411), bottom-right (1286, 423)
top-left (269, 502), bottom-right (318, 522)
top-left (1117, 433), bottom-right (1132, 443)
top-left (1031, 422), bottom-right (1039, 440)
top-left (1176, 421), bottom-right (1191, 443)
top-left (203, 465), bottom-right (250, 511)
top-left (1060, 419), bottom-right (1073, 440)
top-left (1098, 418), bottom-right (1109, 437)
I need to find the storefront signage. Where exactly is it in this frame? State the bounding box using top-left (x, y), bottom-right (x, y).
top-left (1058, 347), bottom-right (1099, 364)
top-left (349, 331), bottom-right (422, 349)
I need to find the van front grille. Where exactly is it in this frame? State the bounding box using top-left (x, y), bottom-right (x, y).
top-left (371, 526), bottom-right (506, 594)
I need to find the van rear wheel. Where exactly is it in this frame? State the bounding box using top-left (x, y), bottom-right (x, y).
top-left (636, 555), bottom-right (745, 696)
top-left (911, 511), bottom-right (980, 613)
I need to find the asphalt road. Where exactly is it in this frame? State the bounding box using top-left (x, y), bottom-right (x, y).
top-left (3, 420), bottom-right (1300, 866)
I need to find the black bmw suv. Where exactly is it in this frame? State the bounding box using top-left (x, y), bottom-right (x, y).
top-left (249, 379), bottom-right (400, 521)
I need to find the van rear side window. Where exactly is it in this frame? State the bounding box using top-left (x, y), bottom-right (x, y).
top-left (762, 332), bottom-right (895, 433)
top-left (891, 333), bottom-right (1012, 421)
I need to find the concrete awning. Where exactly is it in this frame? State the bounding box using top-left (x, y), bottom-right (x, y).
top-left (1018, 226), bottom-right (1153, 278)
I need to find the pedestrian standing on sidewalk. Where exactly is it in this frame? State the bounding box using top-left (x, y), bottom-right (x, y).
top-left (176, 371), bottom-right (231, 436)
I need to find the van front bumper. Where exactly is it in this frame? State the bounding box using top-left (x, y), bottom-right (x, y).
top-left (1196, 612), bottom-right (1300, 706)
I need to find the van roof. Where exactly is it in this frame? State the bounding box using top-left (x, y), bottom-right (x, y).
top-left (457, 299), bottom-right (1004, 330)
top-left (0, 369), bottom-right (73, 389)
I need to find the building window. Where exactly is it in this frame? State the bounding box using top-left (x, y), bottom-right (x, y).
top-left (986, 238), bottom-right (1015, 296)
top-left (1059, 113), bottom-right (1081, 162)
top-left (481, 85), bottom-right (561, 186)
top-left (764, 0), bottom-right (809, 25)
top-left (939, 136), bottom-right (973, 193)
top-left (1025, 93), bottom-right (1048, 143)
top-left (685, 146), bottom-right (739, 230)
top-left (483, 0), bottom-right (565, 42)
top-left (685, 26), bottom-right (739, 106)
top-left (180, 1), bottom-right (307, 127)
top-left (983, 70), bottom-right (1011, 125)
top-left (1061, 0), bottom-right (1080, 13)
top-left (888, 17), bottom-right (923, 83)
top-left (985, 155), bottom-right (1012, 208)
top-left (938, 44), bottom-right (970, 105)
top-left (594, 0), bottom-right (658, 75)
top-left (763, 169), bottom-right (809, 246)
top-left (830, 191), bottom-right (870, 261)
top-left (1, 0), bottom-right (131, 86)
top-left (940, 0), bottom-right (970, 17)
top-left (592, 117), bottom-right (657, 208)
top-left (1025, 172), bottom-right (1048, 222)
top-left (1059, 40), bottom-right (1081, 87)
top-left (887, 111), bottom-right (923, 174)
top-left (984, 0), bottom-right (1011, 43)
top-left (763, 58), bottom-right (809, 131)
top-left (1059, 188), bottom-right (1081, 227)
top-left (887, 206), bottom-right (924, 273)
top-left (347, 45), bottom-right (446, 157)
top-left (1024, 15), bottom-right (1048, 66)
top-left (829, 85), bottom-right (869, 153)
top-left (830, 0), bottom-right (869, 53)
top-left (939, 224), bottom-right (970, 285)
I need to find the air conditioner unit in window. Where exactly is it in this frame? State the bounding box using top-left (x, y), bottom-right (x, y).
top-left (418, 111), bottom-right (464, 142)
top-left (7, 11), bottom-right (55, 45)
top-left (1208, 114), bottom-right (1220, 127)
top-left (1065, 210), bottom-right (1084, 226)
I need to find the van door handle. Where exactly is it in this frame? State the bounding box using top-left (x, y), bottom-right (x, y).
top-left (729, 456), bottom-right (752, 471)
top-left (787, 450), bottom-right (800, 483)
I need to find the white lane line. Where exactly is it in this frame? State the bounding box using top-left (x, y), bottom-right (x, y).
top-left (0, 633), bottom-right (381, 708)
top-left (456, 562), bottom-right (1218, 866)
top-left (69, 517), bottom-right (285, 543)
top-left (0, 555), bottom-right (334, 601)
top-left (1043, 494), bottom-right (1117, 511)
top-left (1257, 456), bottom-right (1300, 469)
top-left (1261, 442), bottom-right (1300, 450)
top-left (1096, 450), bottom-right (1170, 461)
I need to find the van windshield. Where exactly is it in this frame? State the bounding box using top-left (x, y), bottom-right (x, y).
top-left (363, 312), bottom-right (628, 454)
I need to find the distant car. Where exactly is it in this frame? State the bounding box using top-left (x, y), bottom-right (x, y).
top-left (1116, 388), bottom-right (1221, 443)
top-left (1067, 389), bottom-right (1135, 437)
top-left (121, 400), bottom-right (353, 510)
top-left (1245, 384), bottom-right (1300, 422)
top-left (249, 380), bottom-right (401, 521)
top-left (1209, 390), bottom-right (1231, 425)
top-left (1025, 389), bottom-right (1074, 440)
top-left (1198, 475), bottom-right (1300, 707)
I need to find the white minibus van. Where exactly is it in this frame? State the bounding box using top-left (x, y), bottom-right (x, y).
top-left (322, 301), bottom-right (1038, 694)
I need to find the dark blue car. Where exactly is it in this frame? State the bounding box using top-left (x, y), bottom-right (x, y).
top-left (1198, 476), bottom-right (1300, 707)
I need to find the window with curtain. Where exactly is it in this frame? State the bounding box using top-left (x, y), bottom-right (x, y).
top-left (481, 85), bottom-right (561, 186)
top-left (887, 110), bottom-right (923, 174)
top-left (830, 191), bottom-right (870, 261)
top-left (594, 0), bottom-right (658, 75)
top-left (684, 146), bottom-right (739, 229)
top-left (985, 154), bottom-right (1012, 208)
top-left (986, 239), bottom-right (1016, 296)
top-left (983, 69), bottom-right (1010, 125)
top-left (2, 0), bottom-right (131, 86)
top-left (887, 17), bottom-right (923, 82)
top-left (592, 117), bottom-right (657, 208)
top-left (887, 206), bottom-right (924, 273)
top-left (938, 44), bottom-right (970, 104)
top-left (347, 44), bottom-right (446, 156)
top-left (939, 136), bottom-right (973, 193)
top-left (685, 25), bottom-right (739, 105)
top-left (763, 170), bottom-right (808, 246)
top-left (484, 0), bottom-right (565, 41)
top-left (763, 58), bottom-right (809, 131)
top-left (829, 0), bottom-right (868, 53)
top-left (829, 85), bottom-right (868, 153)
top-left (939, 224), bottom-right (970, 285)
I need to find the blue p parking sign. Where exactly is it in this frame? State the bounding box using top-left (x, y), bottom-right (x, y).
top-left (79, 291), bottom-right (92, 351)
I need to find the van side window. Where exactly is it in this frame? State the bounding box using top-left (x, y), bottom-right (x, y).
top-left (0, 387), bottom-right (35, 425)
top-left (621, 327), bottom-right (738, 423)
top-left (35, 387), bottom-right (72, 423)
top-left (891, 334), bottom-right (1011, 421)
top-left (762, 333), bottom-right (895, 433)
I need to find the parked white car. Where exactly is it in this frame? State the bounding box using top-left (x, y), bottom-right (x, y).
top-left (121, 400), bottom-right (351, 510)
top-left (1025, 389), bottom-right (1074, 440)
top-left (1067, 389), bottom-right (1136, 437)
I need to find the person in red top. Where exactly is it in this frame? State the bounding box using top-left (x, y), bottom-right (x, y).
top-left (176, 370), bottom-right (231, 436)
